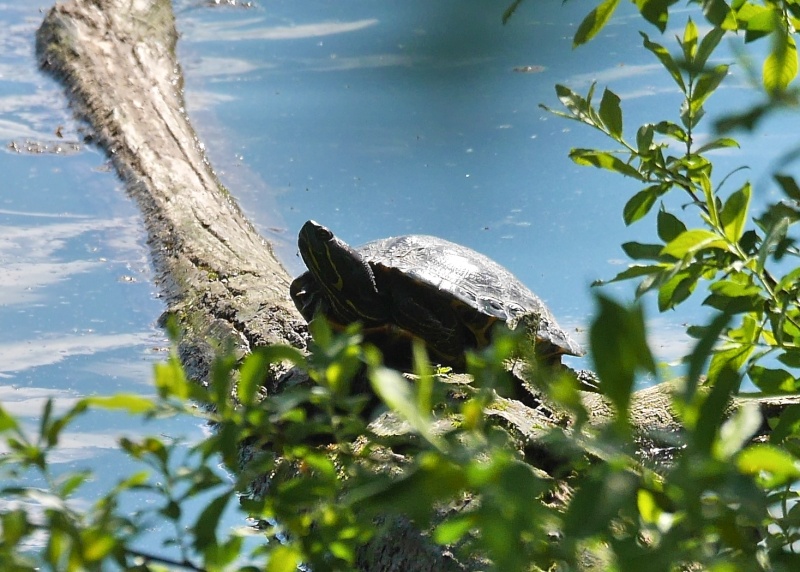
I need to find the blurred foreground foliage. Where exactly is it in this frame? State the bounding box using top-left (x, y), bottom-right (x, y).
top-left (5, 0), bottom-right (800, 570)
top-left (1, 307), bottom-right (800, 571)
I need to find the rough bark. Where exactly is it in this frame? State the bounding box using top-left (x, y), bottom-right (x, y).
top-left (34, 1), bottom-right (800, 570)
top-left (36, 0), bottom-right (306, 385)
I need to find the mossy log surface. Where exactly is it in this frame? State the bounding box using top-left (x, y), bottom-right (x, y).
top-left (35, 1), bottom-right (800, 570)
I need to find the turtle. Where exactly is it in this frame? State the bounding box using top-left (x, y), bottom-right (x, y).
top-left (290, 220), bottom-right (586, 374)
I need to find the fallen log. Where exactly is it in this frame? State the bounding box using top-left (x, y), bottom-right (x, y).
top-left (36, 0), bottom-right (306, 385)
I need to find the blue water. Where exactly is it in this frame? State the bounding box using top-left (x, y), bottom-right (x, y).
top-left (1, 0), bottom-right (799, 559)
top-left (176, 0), bottom-right (800, 362)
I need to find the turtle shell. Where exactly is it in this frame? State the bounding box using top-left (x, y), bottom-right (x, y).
top-left (357, 234), bottom-right (584, 363)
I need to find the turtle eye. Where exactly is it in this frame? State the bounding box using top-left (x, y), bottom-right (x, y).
top-left (315, 226), bottom-right (333, 241)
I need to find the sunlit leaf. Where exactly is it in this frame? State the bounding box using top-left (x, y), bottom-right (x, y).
top-left (574, 0), bottom-right (620, 47)
top-left (661, 229), bottom-right (728, 257)
top-left (654, 120), bottom-right (688, 141)
top-left (0, 405), bottom-right (21, 433)
top-left (434, 513), bottom-right (476, 544)
top-left (681, 18), bottom-right (699, 61)
top-left (597, 264), bottom-right (664, 286)
top-left (641, 33), bottom-right (685, 90)
top-left (599, 88), bottom-right (623, 138)
top-left (695, 137), bottom-right (739, 154)
top-left (695, 26), bottom-right (726, 70)
top-left (737, 444), bottom-right (800, 487)
top-left (623, 186), bottom-right (662, 224)
top-left (266, 545), bottom-right (302, 572)
top-left (570, 149), bottom-right (645, 180)
top-left (555, 84), bottom-right (591, 121)
top-left (703, 0), bottom-right (736, 29)
top-left (634, 0), bottom-right (676, 32)
top-left (658, 269), bottom-right (699, 310)
top-left (716, 403), bottom-right (761, 459)
top-left (82, 532), bottom-right (116, 562)
top-left (720, 183), bottom-right (751, 242)
top-left (369, 367), bottom-right (443, 449)
top-left (749, 366), bottom-right (800, 393)
top-left (764, 32), bottom-right (798, 93)
top-left (238, 345), bottom-right (306, 405)
top-left (690, 64), bottom-right (729, 115)
top-left (85, 394), bottom-right (157, 414)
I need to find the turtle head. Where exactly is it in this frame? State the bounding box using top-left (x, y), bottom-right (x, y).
top-left (297, 220), bottom-right (386, 323)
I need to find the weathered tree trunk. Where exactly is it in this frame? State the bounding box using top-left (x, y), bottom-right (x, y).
top-left (35, 1), bottom-right (800, 570)
top-left (36, 0), bottom-right (306, 385)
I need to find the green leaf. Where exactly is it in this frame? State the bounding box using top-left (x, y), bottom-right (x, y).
top-left (238, 345), bottom-right (306, 405)
top-left (636, 124), bottom-right (655, 155)
top-left (564, 465), bottom-right (639, 537)
top-left (695, 137), bottom-right (739, 154)
top-left (661, 229), bottom-right (728, 258)
top-left (749, 366), bottom-right (800, 393)
top-left (693, 365), bottom-right (740, 452)
top-left (695, 26), bottom-right (726, 70)
top-left (770, 405), bottom-right (800, 443)
top-left (55, 471), bottom-right (90, 497)
top-left (704, 277), bottom-right (763, 313)
top-left (434, 514), bottom-right (476, 544)
top-left (641, 33), bottom-right (686, 90)
top-left (590, 295), bottom-right (655, 423)
top-left (757, 215), bottom-right (789, 272)
top-left (266, 545), bottom-right (302, 572)
top-left (193, 492), bottom-right (232, 550)
top-left (85, 394), bottom-right (157, 414)
top-left (555, 84), bottom-right (590, 119)
top-left (621, 242), bottom-right (665, 260)
top-left (654, 120), bottom-right (688, 142)
top-left (597, 264), bottom-right (664, 286)
top-left (703, 0), bottom-right (736, 29)
top-left (657, 209), bottom-right (687, 242)
top-left (764, 32), bottom-right (798, 93)
top-left (624, 185), bottom-right (668, 224)
top-left (154, 356), bottom-right (192, 400)
top-left (690, 64), bottom-right (730, 115)
top-left (716, 403), bottom-right (761, 459)
top-left (0, 405), bottom-right (20, 433)
top-left (502, 0), bottom-right (525, 25)
top-left (599, 88), bottom-right (623, 138)
top-left (774, 173), bottom-right (800, 201)
top-left (685, 311), bottom-right (731, 402)
top-left (737, 444), bottom-right (800, 487)
top-left (657, 269), bottom-right (699, 311)
top-left (681, 18), bottom-right (699, 62)
top-left (369, 366), bottom-right (444, 449)
top-left (777, 348), bottom-right (800, 368)
top-left (720, 183), bottom-right (751, 242)
top-left (574, 0), bottom-right (620, 47)
top-left (634, 0), bottom-right (676, 32)
top-left (569, 149), bottom-right (644, 180)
